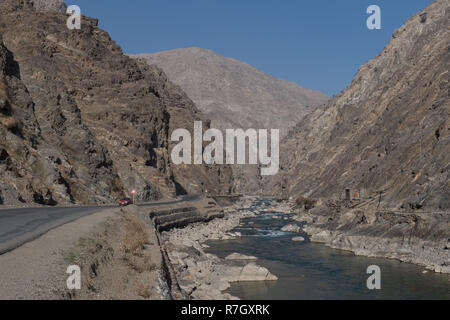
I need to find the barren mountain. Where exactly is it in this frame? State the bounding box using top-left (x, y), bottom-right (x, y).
top-left (131, 48), bottom-right (328, 137)
top-left (0, 0), bottom-right (232, 206)
top-left (268, 0), bottom-right (449, 210)
top-left (131, 48), bottom-right (328, 193)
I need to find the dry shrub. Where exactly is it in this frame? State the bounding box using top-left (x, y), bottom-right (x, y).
top-left (124, 254), bottom-right (156, 273)
top-left (0, 116), bottom-right (19, 131)
top-left (296, 196), bottom-right (317, 211)
top-left (122, 216), bottom-right (149, 256)
top-left (134, 256), bottom-right (152, 273)
top-left (136, 282), bottom-right (151, 299)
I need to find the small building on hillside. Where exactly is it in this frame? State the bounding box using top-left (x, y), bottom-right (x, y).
top-left (344, 188), bottom-right (363, 201)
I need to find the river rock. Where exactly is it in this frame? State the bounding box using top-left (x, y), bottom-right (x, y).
top-left (310, 230), bottom-right (334, 243)
top-left (292, 236), bottom-right (305, 242)
top-left (293, 214), bottom-right (314, 223)
top-left (225, 253), bottom-right (257, 261)
top-left (237, 263), bottom-right (278, 281)
top-left (281, 224), bottom-right (302, 233)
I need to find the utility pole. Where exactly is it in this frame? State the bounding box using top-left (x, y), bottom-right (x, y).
top-left (419, 121), bottom-right (424, 163)
top-left (420, 130), bottom-right (422, 162)
top-left (377, 191), bottom-right (382, 208)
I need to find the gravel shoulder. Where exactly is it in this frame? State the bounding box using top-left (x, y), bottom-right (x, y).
top-left (0, 208), bottom-right (119, 299)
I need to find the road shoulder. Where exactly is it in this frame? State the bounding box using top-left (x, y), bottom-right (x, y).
top-left (0, 208), bottom-right (119, 299)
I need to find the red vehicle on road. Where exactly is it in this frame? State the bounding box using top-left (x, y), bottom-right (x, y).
top-left (118, 197), bottom-right (133, 206)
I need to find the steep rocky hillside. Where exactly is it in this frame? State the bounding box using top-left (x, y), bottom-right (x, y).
top-left (269, 0), bottom-right (449, 211)
top-left (32, 0), bottom-right (66, 13)
top-left (0, 0), bottom-right (232, 206)
top-left (131, 49), bottom-right (328, 193)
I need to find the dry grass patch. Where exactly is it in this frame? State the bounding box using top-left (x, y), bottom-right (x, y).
top-left (124, 254), bottom-right (157, 273)
top-left (122, 216), bottom-right (149, 256)
top-left (120, 211), bottom-right (159, 273)
top-left (135, 282), bottom-right (151, 299)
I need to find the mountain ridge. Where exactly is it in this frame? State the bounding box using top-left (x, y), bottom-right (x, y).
top-left (135, 47), bottom-right (324, 95)
top-left (130, 47), bottom-right (328, 136)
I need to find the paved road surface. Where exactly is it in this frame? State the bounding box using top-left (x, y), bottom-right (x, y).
top-left (0, 195), bottom-right (201, 255)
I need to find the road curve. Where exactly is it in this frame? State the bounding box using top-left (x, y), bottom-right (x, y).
top-left (0, 195), bottom-right (201, 255)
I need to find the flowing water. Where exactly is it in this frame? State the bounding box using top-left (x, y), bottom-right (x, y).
top-left (206, 200), bottom-right (450, 300)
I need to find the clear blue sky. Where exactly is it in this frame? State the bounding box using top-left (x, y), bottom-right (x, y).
top-left (72, 0), bottom-right (432, 96)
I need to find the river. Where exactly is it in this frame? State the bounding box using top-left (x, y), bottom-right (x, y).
top-left (206, 200), bottom-right (450, 300)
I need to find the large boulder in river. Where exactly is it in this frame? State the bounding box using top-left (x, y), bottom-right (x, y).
top-left (238, 263), bottom-right (278, 281)
top-left (220, 262), bottom-right (278, 282)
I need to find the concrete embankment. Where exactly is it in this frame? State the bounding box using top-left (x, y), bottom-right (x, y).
top-left (150, 198), bottom-right (224, 232)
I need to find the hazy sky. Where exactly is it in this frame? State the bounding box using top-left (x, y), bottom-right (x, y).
top-left (72, 0), bottom-right (432, 96)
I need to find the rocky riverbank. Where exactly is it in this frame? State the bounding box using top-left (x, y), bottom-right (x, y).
top-left (46, 197), bottom-right (446, 300)
top-left (286, 199), bottom-right (450, 274)
top-left (160, 200), bottom-right (278, 300)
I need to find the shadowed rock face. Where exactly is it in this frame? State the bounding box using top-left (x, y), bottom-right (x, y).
top-left (267, 0), bottom-right (449, 210)
top-left (131, 49), bottom-right (329, 193)
top-left (0, 0), bottom-right (232, 205)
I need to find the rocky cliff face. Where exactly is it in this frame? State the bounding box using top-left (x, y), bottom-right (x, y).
top-left (269, 0), bottom-right (449, 211)
top-left (131, 48), bottom-right (328, 193)
top-left (0, 0), bottom-right (232, 205)
top-left (32, 0), bottom-right (66, 13)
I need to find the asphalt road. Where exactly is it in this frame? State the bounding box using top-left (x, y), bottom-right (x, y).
top-left (0, 195), bottom-right (201, 255)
